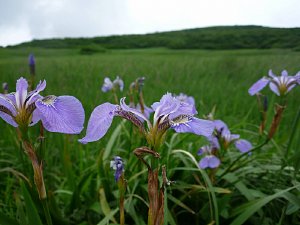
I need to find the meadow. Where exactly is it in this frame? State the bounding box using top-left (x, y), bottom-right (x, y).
top-left (0, 47), bottom-right (300, 225)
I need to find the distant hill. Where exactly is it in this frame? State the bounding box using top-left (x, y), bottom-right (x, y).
top-left (10, 25), bottom-right (300, 50)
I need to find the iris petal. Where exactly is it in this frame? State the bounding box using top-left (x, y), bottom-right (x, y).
top-left (235, 139), bottom-right (252, 153)
top-left (15, 77), bottom-right (28, 109)
top-left (269, 82), bottom-right (280, 96)
top-left (248, 77), bottom-right (270, 95)
top-left (79, 103), bottom-right (118, 144)
top-left (35, 95), bottom-right (85, 134)
top-left (0, 94), bottom-right (17, 127)
top-left (171, 117), bottom-right (214, 137)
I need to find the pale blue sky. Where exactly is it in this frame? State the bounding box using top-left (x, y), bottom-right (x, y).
top-left (0, 0), bottom-right (299, 47)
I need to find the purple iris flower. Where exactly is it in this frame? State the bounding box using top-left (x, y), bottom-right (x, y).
top-left (197, 145), bottom-right (220, 169)
top-left (248, 70), bottom-right (300, 96)
top-left (174, 93), bottom-right (195, 106)
top-left (79, 93), bottom-right (214, 146)
top-left (101, 76), bottom-right (124, 92)
top-left (110, 156), bottom-right (124, 182)
top-left (212, 120), bottom-right (252, 153)
top-left (0, 77), bottom-right (85, 134)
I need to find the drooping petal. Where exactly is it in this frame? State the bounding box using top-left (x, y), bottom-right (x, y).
top-left (29, 109), bottom-right (41, 126)
top-left (15, 77), bottom-right (28, 109)
top-left (248, 77), bottom-right (270, 96)
top-left (199, 155), bottom-right (220, 169)
top-left (199, 156), bottom-right (209, 169)
top-left (79, 103), bottom-right (118, 144)
top-left (35, 95), bottom-right (85, 134)
top-left (235, 139), bottom-right (252, 153)
top-left (171, 117), bottom-right (214, 137)
top-left (0, 111), bottom-right (18, 127)
top-left (207, 155), bottom-right (221, 168)
top-left (269, 82), bottom-right (280, 96)
top-left (214, 120), bottom-right (229, 133)
top-left (0, 94), bottom-right (17, 127)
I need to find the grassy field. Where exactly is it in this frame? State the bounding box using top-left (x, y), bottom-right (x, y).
top-left (0, 47), bottom-right (300, 225)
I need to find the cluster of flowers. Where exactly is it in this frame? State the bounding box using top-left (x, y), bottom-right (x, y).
top-left (1, 68), bottom-right (300, 178)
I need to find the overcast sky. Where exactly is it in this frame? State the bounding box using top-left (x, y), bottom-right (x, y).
top-left (0, 0), bottom-right (299, 47)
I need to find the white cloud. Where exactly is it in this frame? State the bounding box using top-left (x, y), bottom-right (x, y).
top-left (0, 0), bottom-right (299, 46)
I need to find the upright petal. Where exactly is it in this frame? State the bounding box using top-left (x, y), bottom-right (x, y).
top-left (26, 80), bottom-right (46, 106)
top-left (120, 97), bottom-right (149, 123)
top-left (171, 117), bottom-right (214, 137)
top-left (248, 77), bottom-right (270, 96)
top-left (269, 82), bottom-right (280, 96)
top-left (152, 93), bottom-right (180, 123)
top-left (79, 103), bottom-right (118, 144)
top-left (235, 139), bottom-right (252, 153)
top-left (101, 77), bottom-right (113, 92)
top-left (15, 77), bottom-right (28, 109)
top-left (35, 95), bottom-right (85, 134)
top-left (268, 69), bottom-right (276, 78)
top-left (214, 120), bottom-right (228, 133)
top-left (281, 70), bottom-right (288, 77)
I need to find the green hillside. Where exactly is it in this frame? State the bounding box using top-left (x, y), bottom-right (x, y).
top-left (8, 25), bottom-right (300, 50)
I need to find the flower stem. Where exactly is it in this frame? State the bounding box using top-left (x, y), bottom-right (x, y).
top-left (285, 105), bottom-right (300, 161)
top-left (218, 140), bottom-right (268, 180)
top-left (42, 199), bottom-right (53, 225)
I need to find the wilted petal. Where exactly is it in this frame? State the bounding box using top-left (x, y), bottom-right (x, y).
top-left (172, 117), bottom-right (214, 137)
top-left (248, 77), bottom-right (270, 96)
top-left (15, 77), bottom-right (28, 108)
top-left (79, 103), bottom-right (118, 144)
top-left (235, 139), bottom-right (252, 153)
top-left (35, 95), bottom-right (85, 134)
top-left (269, 82), bottom-right (280, 96)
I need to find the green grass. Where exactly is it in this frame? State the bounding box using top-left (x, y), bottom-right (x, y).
top-left (0, 47), bottom-right (300, 225)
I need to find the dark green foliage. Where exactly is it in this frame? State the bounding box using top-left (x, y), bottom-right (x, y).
top-left (8, 26), bottom-right (300, 50)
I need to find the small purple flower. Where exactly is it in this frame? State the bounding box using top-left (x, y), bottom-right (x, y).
top-left (174, 93), bottom-right (195, 106)
top-left (28, 54), bottom-right (35, 66)
top-left (249, 70), bottom-right (300, 96)
top-left (212, 120), bottom-right (252, 153)
top-left (110, 156), bottom-right (124, 181)
top-left (2, 82), bottom-right (8, 93)
top-left (79, 93), bottom-right (214, 146)
top-left (197, 145), bottom-right (220, 169)
top-left (101, 76), bottom-right (124, 92)
top-left (0, 77), bottom-right (84, 134)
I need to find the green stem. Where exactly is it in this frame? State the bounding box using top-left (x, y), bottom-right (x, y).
top-left (285, 105), bottom-right (300, 160)
top-left (42, 199), bottom-right (53, 225)
top-left (218, 140), bottom-right (268, 180)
